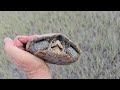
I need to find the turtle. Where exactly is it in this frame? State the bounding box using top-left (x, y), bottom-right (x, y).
top-left (26, 33), bottom-right (81, 65)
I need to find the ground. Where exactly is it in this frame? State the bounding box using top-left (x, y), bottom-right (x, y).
top-left (0, 11), bottom-right (120, 79)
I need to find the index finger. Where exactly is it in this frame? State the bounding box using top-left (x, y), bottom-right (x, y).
top-left (18, 34), bottom-right (40, 43)
top-left (14, 35), bottom-right (39, 46)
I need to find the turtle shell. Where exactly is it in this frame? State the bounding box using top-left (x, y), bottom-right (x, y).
top-left (26, 33), bottom-right (80, 65)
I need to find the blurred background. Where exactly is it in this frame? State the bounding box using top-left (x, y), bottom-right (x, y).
top-left (0, 11), bottom-right (120, 79)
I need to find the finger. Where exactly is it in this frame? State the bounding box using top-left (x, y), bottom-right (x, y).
top-left (14, 35), bottom-right (41, 50)
top-left (14, 35), bottom-right (30, 49)
top-left (14, 36), bottom-right (24, 47)
top-left (4, 37), bottom-right (14, 46)
top-left (17, 36), bottom-right (29, 44)
top-left (14, 35), bottom-right (39, 46)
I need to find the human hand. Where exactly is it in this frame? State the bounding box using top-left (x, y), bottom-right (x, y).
top-left (4, 35), bottom-right (51, 79)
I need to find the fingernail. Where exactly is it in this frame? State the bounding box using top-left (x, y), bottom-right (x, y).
top-left (4, 37), bottom-right (12, 43)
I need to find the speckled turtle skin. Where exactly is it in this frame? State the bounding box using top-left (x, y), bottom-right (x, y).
top-left (26, 33), bottom-right (80, 65)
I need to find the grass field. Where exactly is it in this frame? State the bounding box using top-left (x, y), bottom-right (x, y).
top-left (0, 11), bottom-right (120, 79)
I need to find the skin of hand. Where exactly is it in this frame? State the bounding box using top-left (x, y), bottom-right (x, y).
top-left (4, 35), bottom-right (51, 79)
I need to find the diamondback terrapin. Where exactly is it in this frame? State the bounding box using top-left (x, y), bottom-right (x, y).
top-left (26, 33), bottom-right (80, 65)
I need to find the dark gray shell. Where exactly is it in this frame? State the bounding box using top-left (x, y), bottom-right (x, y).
top-left (26, 33), bottom-right (80, 65)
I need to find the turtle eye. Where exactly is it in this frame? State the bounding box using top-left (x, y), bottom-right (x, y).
top-left (30, 41), bottom-right (49, 53)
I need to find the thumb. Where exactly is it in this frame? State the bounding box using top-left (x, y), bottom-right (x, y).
top-left (4, 37), bottom-right (14, 46)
